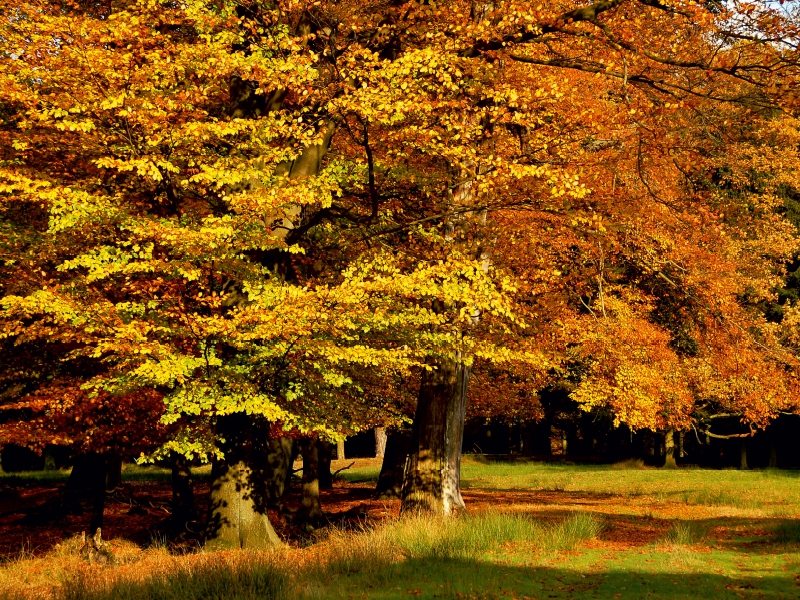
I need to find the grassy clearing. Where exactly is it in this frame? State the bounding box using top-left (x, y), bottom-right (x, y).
top-left (4, 460), bottom-right (800, 599)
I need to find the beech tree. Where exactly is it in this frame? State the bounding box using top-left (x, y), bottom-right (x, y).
top-left (3, 0), bottom-right (800, 545)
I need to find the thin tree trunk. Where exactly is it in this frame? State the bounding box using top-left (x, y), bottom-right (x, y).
top-left (170, 451), bottom-right (195, 536)
top-left (561, 431), bottom-right (568, 456)
top-left (318, 440), bottom-right (334, 490)
top-left (740, 439), bottom-right (749, 470)
top-left (336, 440), bottom-right (346, 460)
top-left (401, 354), bottom-right (468, 515)
top-left (296, 438), bottom-right (324, 527)
top-left (663, 429), bottom-right (677, 469)
top-left (678, 431), bottom-right (685, 458)
top-left (375, 427), bottom-right (388, 459)
top-left (375, 427), bottom-right (412, 499)
top-left (205, 414), bottom-right (282, 549)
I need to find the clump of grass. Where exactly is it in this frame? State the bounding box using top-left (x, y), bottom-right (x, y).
top-left (774, 520), bottom-right (800, 544)
top-left (610, 458), bottom-right (647, 470)
top-left (662, 521), bottom-right (706, 546)
top-left (59, 554), bottom-right (285, 600)
top-left (319, 510), bottom-right (602, 581)
top-left (684, 489), bottom-right (759, 509)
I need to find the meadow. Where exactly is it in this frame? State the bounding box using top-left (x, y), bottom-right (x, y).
top-left (2, 458), bottom-right (800, 599)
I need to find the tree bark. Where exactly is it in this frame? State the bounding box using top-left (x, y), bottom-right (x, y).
top-left (375, 427), bottom-right (412, 499)
top-left (265, 437), bottom-right (294, 508)
top-left (43, 447), bottom-right (57, 471)
top-left (318, 440), bottom-right (334, 490)
top-left (64, 453), bottom-right (107, 535)
top-left (105, 453), bottom-right (122, 491)
top-left (375, 427), bottom-right (388, 459)
top-left (663, 429), bottom-right (677, 469)
top-left (295, 438), bottom-right (324, 527)
top-left (170, 452), bottom-right (195, 536)
top-left (401, 354), bottom-right (468, 515)
top-left (740, 438), bottom-right (749, 470)
top-left (205, 414), bottom-right (282, 550)
top-left (336, 439), bottom-right (346, 460)
top-left (769, 436), bottom-right (778, 468)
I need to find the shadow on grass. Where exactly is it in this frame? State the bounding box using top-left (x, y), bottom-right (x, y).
top-left (7, 555), bottom-right (792, 600)
top-left (306, 555), bottom-right (800, 599)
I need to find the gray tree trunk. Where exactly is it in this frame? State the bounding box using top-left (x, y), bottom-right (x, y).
top-left (375, 427), bottom-right (388, 459)
top-left (401, 354), bottom-right (468, 515)
top-left (336, 440), bottom-right (346, 460)
top-left (205, 414), bottom-right (282, 550)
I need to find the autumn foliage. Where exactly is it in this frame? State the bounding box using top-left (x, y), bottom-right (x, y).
top-left (2, 0), bottom-right (800, 533)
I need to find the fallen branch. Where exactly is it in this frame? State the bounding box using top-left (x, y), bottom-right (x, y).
top-left (332, 461), bottom-right (356, 477)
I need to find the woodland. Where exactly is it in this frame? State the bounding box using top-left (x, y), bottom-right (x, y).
top-left (3, 0), bottom-right (800, 597)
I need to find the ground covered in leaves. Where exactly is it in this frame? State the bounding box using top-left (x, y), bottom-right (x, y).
top-left (2, 458), bottom-right (800, 599)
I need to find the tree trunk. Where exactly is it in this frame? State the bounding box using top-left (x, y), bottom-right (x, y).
top-left (678, 431), bottom-right (685, 458)
top-left (663, 429), bottom-right (677, 469)
top-left (64, 453), bottom-right (107, 535)
top-left (336, 439), bottom-right (346, 460)
top-left (375, 427), bottom-right (388, 459)
top-left (265, 437), bottom-right (294, 508)
top-left (105, 453), bottom-right (122, 491)
top-left (295, 438), bottom-right (324, 528)
top-left (401, 354), bottom-right (468, 515)
top-left (205, 414), bottom-right (282, 550)
top-left (740, 439), bottom-right (749, 470)
top-left (375, 427), bottom-right (412, 499)
top-left (318, 440), bottom-right (334, 490)
top-left (170, 452), bottom-right (195, 536)
top-left (769, 436), bottom-right (778, 468)
top-left (43, 447), bottom-right (57, 471)
top-left (561, 431), bottom-right (568, 456)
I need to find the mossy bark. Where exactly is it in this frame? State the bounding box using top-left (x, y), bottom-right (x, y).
top-left (401, 354), bottom-right (468, 515)
top-left (205, 414), bottom-right (282, 550)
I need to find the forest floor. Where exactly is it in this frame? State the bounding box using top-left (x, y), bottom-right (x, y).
top-left (1, 457), bottom-right (800, 599)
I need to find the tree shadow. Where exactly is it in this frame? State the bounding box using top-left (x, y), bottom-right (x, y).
top-left (322, 556), bottom-right (800, 599)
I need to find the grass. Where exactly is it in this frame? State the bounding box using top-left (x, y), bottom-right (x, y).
top-left (5, 458), bottom-right (800, 599)
top-left (61, 554), bottom-right (285, 600)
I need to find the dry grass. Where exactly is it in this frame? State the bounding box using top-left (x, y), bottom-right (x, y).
top-left (0, 512), bottom-right (603, 600)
